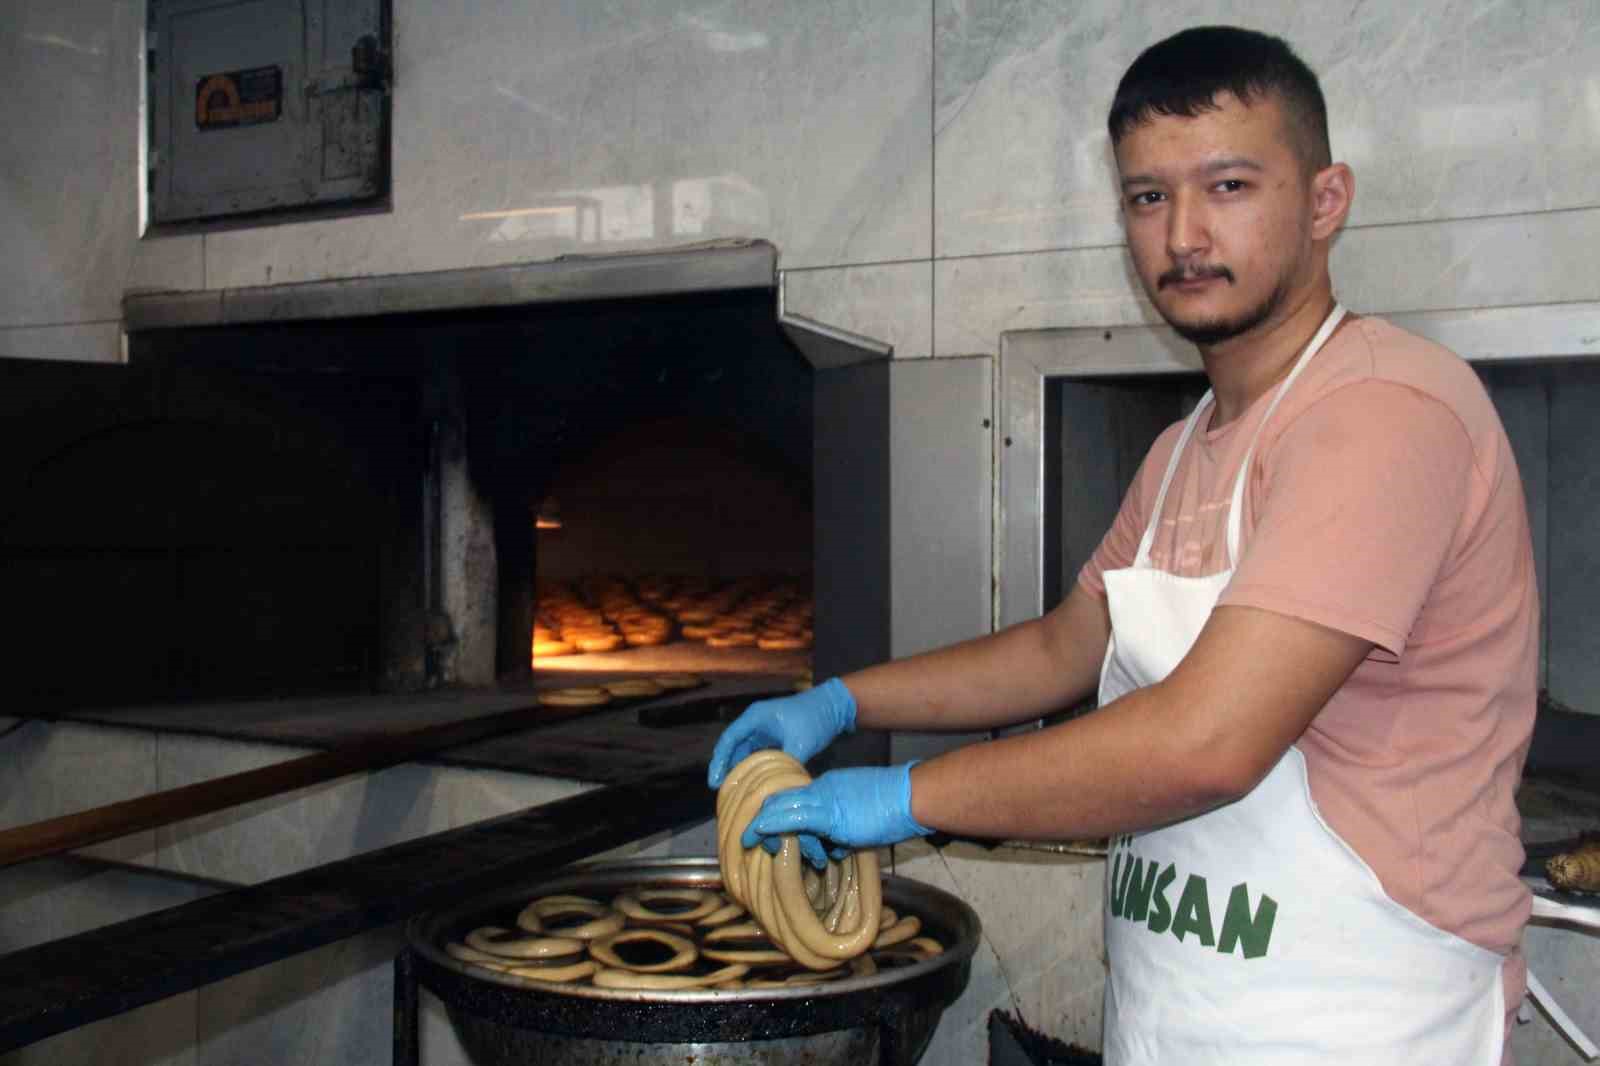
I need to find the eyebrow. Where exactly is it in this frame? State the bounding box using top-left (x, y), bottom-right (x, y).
top-left (1120, 156), bottom-right (1265, 191)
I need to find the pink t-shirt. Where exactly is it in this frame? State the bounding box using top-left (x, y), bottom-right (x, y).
top-left (1079, 315), bottom-right (1539, 1021)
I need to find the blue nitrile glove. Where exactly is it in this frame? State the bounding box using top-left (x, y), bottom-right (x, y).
top-left (705, 677), bottom-right (857, 789)
top-left (740, 762), bottom-right (932, 868)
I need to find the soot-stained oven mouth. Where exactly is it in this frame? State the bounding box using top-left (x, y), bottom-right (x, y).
top-left (7, 244), bottom-right (893, 738)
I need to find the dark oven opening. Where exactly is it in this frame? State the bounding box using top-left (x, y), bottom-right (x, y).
top-left (532, 415), bottom-right (813, 682)
top-left (1041, 361), bottom-right (1600, 783)
top-left (4, 283), bottom-right (821, 713)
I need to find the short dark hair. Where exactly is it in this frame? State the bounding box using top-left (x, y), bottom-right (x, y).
top-left (1107, 26), bottom-right (1331, 173)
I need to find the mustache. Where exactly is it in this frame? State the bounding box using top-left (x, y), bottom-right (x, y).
top-left (1158, 264), bottom-right (1234, 289)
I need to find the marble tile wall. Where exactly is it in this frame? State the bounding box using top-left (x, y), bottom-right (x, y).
top-left (0, 1), bottom-right (203, 364)
top-left (14, 0), bottom-right (1594, 364)
top-left (202, 0), bottom-right (933, 289)
top-left (894, 839), bottom-right (1107, 1066)
top-left (0, 721), bottom-right (622, 886)
top-left (0, 722), bottom-right (686, 1066)
top-left (0, 858), bottom-right (209, 1066)
top-left (4, 721), bottom-right (1595, 1063)
top-left (0, 720), bottom-right (160, 866)
top-left (5, 3), bottom-right (1599, 1061)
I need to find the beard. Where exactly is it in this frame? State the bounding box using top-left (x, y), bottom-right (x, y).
top-left (1159, 270), bottom-right (1291, 347)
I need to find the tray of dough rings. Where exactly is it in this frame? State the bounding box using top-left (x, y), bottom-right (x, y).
top-left (409, 855), bottom-right (981, 999)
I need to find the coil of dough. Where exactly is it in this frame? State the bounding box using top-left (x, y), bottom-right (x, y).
top-left (716, 749), bottom-right (882, 970)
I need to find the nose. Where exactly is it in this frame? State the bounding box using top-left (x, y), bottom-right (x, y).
top-left (1166, 191), bottom-right (1209, 259)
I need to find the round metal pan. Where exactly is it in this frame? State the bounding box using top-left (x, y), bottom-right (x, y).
top-left (405, 855), bottom-right (981, 1065)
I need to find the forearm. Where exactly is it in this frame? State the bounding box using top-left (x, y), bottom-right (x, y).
top-left (906, 680), bottom-right (1236, 839)
top-left (902, 605), bottom-right (1374, 840)
top-left (843, 585), bottom-right (1110, 734)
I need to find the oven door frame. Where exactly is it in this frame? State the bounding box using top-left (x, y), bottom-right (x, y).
top-left (994, 300), bottom-right (1600, 632)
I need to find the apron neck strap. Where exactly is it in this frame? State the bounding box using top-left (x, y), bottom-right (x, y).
top-left (1134, 304), bottom-right (1347, 569)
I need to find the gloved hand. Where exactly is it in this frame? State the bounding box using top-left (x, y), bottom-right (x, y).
top-left (705, 677), bottom-right (857, 789)
top-left (740, 762), bottom-right (932, 868)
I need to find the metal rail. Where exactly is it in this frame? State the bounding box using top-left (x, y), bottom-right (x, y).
top-left (0, 765), bottom-right (712, 1053)
top-left (0, 695), bottom-right (671, 871)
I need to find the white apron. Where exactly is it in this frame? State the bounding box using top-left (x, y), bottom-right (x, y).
top-left (1098, 305), bottom-right (1507, 1065)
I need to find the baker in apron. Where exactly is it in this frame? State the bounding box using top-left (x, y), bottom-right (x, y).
top-left (711, 24), bottom-right (1562, 1066)
top-left (1097, 303), bottom-right (1506, 1064)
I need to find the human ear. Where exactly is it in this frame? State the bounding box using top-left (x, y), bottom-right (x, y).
top-left (1309, 162), bottom-right (1354, 241)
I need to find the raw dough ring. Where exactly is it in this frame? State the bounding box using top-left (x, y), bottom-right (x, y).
top-left (697, 898), bottom-right (746, 927)
top-left (502, 958), bottom-right (601, 984)
top-left (591, 962), bottom-right (749, 989)
top-left (588, 928), bottom-right (698, 973)
top-left (872, 913), bottom-right (921, 949)
top-left (603, 679), bottom-right (664, 698)
top-left (517, 896), bottom-right (625, 941)
top-left (446, 941), bottom-right (518, 968)
top-left (701, 921), bottom-right (791, 964)
top-left (537, 687), bottom-right (612, 708)
top-left (614, 887), bottom-right (722, 924)
top-left (464, 925), bottom-right (586, 960)
top-left (716, 750), bottom-right (883, 969)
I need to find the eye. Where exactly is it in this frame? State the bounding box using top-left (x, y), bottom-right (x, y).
top-left (1127, 190), bottom-right (1164, 208)
top-left (1214, 179), bottom-right (1247, 194)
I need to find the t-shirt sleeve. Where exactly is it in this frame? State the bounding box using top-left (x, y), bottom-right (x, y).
top-left (1219, 380), bottom-right (1477, 657)
top-left (1077, 424), bottom-right (1183, 599)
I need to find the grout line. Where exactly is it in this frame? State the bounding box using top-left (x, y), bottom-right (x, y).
top-left (934, 843), bottom-right (1026, 1016)
top-left (930, 0), bottom-right (937, 358)
top-left (934, 202), bottom-right (1600, 266)
top-left (0, 318), bottom-right (122, 332)
top-left (781, 256), bottom-right (933, 274)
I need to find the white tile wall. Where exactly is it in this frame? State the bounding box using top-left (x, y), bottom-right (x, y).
top-left (150, 732), bottom-right (594, 884)
top-left (0, 720), bottom-right (160, 865)
top-left (934, 244), bottom-right (1150, 356)
top-left (202, 0), bottom-right (933, 289)
top-left (0, 1), bottom-right (202, 334)
top-left (0, 321), bottom-right (125, 364)
top-left (935, 207), bottom-right (1600, 356)
top-left (195, 927), bottom-right (403, 1066)
top-left (8, 0), bottom-right (1597, 360)
top-left (933, 0), bottom-right (1600, 258)
top-left (0, 859), bottom-right (207, 1066)
top-left (895, 838), bottom-right (1107, 1065)
top-left (6, 2), bottom-right (1600, 1061)
top-left (1513, 920), bottom-right (1600, 1066)
top-left (782, 261), bottom-right (934, 359)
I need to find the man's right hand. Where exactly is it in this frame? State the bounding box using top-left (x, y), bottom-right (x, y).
top-left (705, 677), bottom-right (857, 788)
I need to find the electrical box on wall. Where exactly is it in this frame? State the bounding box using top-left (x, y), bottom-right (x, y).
top-left (147, 0), bottom-right (391, 227)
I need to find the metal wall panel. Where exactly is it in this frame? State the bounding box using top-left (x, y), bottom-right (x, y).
top-left (150, 0), bottom-right (389, 225)
top-left (812, 360), bottom-right (892, 771)
top-left (887, 356), bottom-right (994, 765)
top-left (889, 357), bottom-right (992, 658)
top-left (813, 361), bottom-right (891, 681)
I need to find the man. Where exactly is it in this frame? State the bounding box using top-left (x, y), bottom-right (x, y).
top-left (709, 25), bottom-right (1537, 1065)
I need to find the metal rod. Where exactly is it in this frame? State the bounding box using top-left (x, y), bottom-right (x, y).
top-left (0, 694), bottom-right (657, 871)
top-left (394, 949), bottom-right (419, 1066)
top-left (0, 765), bottom-right (712, 1053)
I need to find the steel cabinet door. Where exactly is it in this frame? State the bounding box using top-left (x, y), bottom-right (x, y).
top-left (148, 0), bottom-right (389, 224)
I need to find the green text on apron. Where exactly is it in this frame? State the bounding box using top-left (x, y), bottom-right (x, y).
top-left (1098, 305), bottom-right (1506, 1065)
